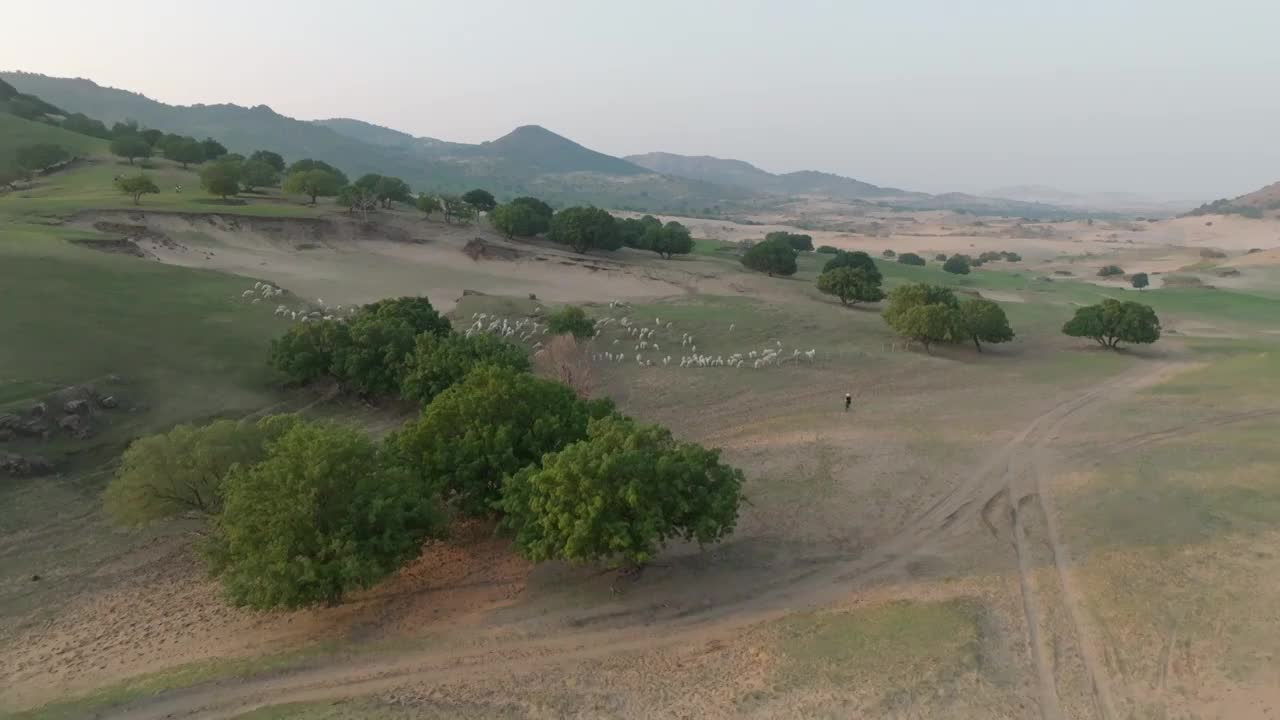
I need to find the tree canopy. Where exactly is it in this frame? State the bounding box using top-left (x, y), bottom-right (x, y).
top-left (957, 297), bottom-right (1014, 352)
top-left (200, 137), bottom-right (228, 160)
top-left (897, 252), bottom-right (926, 266)
top-left (392, 366), bottom-right (597, 516)
top-left (817, 266), bottom-right (884, 306)
top-left (549, 206), bottom-right (621, 254)
top-left (248, 150), bottom-right (286, 173)
top-left (882, 283), bottom-right (962, 352)
top-left (200, 158), bottom-right (241, 199)
top-left (415, 193), bottom-right (442, 219)
top-left (115, 174), bottom-right (159, 204)
top-left (208, 421), bottom-right (442, 609)
top-left (498, 415), bottom-right (744, 566)
top-left (943, 255), bottom-right (971, 275)
top-left (268, 319), bottom-right (351, 385)
top-left (1062, 299), bottom-right (1160, 349)
top-left (766, 231), bottom-right (814, 252)
top-left (639, 220), bottom-right (694, 259)
top-left (822, 250), bottom-right (881, 281)
top-left (399, 332), bottom-right (530, 406)
top-left (165, 138), bottom-right (205, 169)
top-left (286, 158), bottom-right (349, 187)
top-left (462, 188), bottom-right (497, 213)
top-left (334, 297), bottom-right (453, 396)
top-left (741, 237), bottom-right (798, 276)
top-left (1130, 272), bottom-right (1149, 290)
top-left (239, 159), bottom-right (279, 191)
top-left (105, 415), bottom-right (299, 526)
top-left (109, 134), bottom-right (152, 165)
top-left (545, 305), bottom-right (596, 339)
top-left (490, 201), bottom-right (545, 239)
top-left (283, 167), bottom-right (345, 204)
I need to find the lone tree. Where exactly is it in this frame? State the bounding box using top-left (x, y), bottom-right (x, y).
top-left (549, 206), bottom-right (621, 254)
top-left (957, 298), bottom-right (1014, 352)
top-left (399, 332), bottom-right (530, 406)
top-left (1062, 299), bottom-right (1160, 349)
top-left (1130, 272), bottom-right (1149, 290)
top-left (942, 254), bottom-right (971, 275)
top-left (462, 188), bottom-right (497, 214)
top-left (110, 134), bottom-right (152, 165)
top-left (897, 252), bottom-right (926, 266)
top-left (15, 143), bottom-right (69, 178)
top-left (286, 158), bottom-right (349, 186)
top-left (883, 249), bottom-right (896, 258)
top-left (642, 220), bottom-right (695, 259)
top-left (200, 158), bottom-right (242, 200)
top-left (248, 150), bottom-right (286, 172)
top-left (166, 139), bottom-right (205, 169)
top-left (498, 415), bottom-right (744, 567)
top-left (208, 420), bottom-right (443, 609)
top-left (283, 167), bottom-right (344, 204)
top-left (822, 249), bottom-right (881, 278)
top-left (115, 174), bottom-right (160, 205)
top-left (817, 267), bottom-right (884, 306)
top-left (392, 366), bottom-right (601, 517)
top-left (741, 236), bottom-right (798, 276)
top-left (882, 283), bottom-right (962, 353)
top-left (415, 193), bottom-right (442, 219)
top-left (545, 304), bottom-right (596, 339)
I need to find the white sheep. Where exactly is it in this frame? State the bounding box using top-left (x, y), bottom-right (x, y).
top-left (241, 290), bottom-right (254, 298)
top-left (729, 323), bottom-right (735, 332)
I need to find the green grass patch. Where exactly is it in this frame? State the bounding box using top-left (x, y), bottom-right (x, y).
top-left (7, 646), bottom-right (335, 720)
top-left (0, 114), bottom-right (106, 179)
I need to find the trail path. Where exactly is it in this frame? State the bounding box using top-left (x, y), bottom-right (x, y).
top-left (106, 362), bottom-right (1190, 719)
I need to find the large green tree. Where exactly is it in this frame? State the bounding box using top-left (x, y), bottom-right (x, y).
top-left (200, 137), bottom-right (228, 160)
top-left (957, 297), bottom-right (1014, 352)
top-left (332, 297), bottom-right (452, 396)
top-left (642, 221), bottom-right (695, 259)
top-left (499, 416), bottom-right (744, 566)
top-left (549, 206), bottom-right (621, 253)
top-left (248, 150), bottom-right (286, 172)
top-left (268, 319), bottom-right (351, 385)
top-left (741, 237), bottom-right (797, 276)
top-left (817, 266), bottom-right (884, 305)
top-left (283, 167), bottom-right (344, 204)
top-left (822, 250), bottom-right (881, 280)
top-left (766, 231), bottom-right (814, 252)
top-left (286, 158), bottom-right (349, 186)
top-left (510, 196), bottom-right (554, 228)
top-left (109, 134), bottom-right (152, 165)
top-left (399, 332), bottom-right (530, 406)
top-left (208, 421), bottom-right (443, 609)
top-left (200, 158), bottom-right (242, 199)
top-left (239, 159), bottom-right (280, 191)
top-left (104, 415), bottom-right (300, 525)
top-left (462, 188), bottom-right (497, 214)
top-left (166, 139), bottom-right (205, 169)
top-left (490, 202), bottom-right (544, 239)
top-left (882, 283), bottom-right (961, 353)
top-left (943, 255), bottom-right (971, 275)
top-left (114, 174), bottom-right (160, 204)
top-left (1062, 299), bottom-right (1161, 349)
top-left (392, 366), bottom-right (599, 516)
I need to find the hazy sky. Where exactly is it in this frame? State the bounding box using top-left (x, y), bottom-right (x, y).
top-left (4, 0), bottom-right (1278, 198)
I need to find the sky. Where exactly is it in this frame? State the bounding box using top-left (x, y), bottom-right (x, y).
top-left (4, 0), bottom-right (1278, 199)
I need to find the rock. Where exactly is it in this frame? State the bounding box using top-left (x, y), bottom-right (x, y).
top-left (29, 401), bottom-right (47, 418)
top-left (30, 574), bottom-right (40, 582)
top-left (0, 453), bottom-right (54, 477)
top-left (58, 414), bottom-right (90, 438)
top-left (0, 429), bottom-right (13, 442)
top-left (64, 399), bottom-right (89, 415)
top-left (0, 413), bottom-right (20, 431)
top-left (99, 395), bottom-right (119, 409)
top-left (528, 293), bottom-right (538, 300)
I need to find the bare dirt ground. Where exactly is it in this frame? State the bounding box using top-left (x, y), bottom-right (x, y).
top-left (5, 208), bottom-right (1280, 718)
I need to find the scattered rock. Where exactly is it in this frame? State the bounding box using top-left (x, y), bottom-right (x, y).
top-left (0, 429), bottom-right (13, 442)
top-left (58, 414), bottom-right (91, 438)
top-left (64, 399), bottom-right (89, 415)
top-left (30, 574), bottom-right (40, 582)
top-left (99, 395), bottom-right (119, 409)
top-left (462, 238), bottom-right (520, 261)
top-left (461, 288), bottom-right (487, 297)
top-left (1, 453), bottom-right (54, 478)
top-left (30, 401), bottom-right (47, 417)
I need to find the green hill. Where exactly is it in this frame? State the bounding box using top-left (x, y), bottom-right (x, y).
top-left (0, 113), bottom-right (106, 182)
top-left (3, 72), bottom-right (754, 213)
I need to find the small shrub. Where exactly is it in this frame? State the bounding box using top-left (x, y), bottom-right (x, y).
top-left (816, 245), bottom-right (839, 254)
top-left (1097, 265), bottom-right (1125, 277)
top-left (1199, 248), bottom-right (1227, 259)
top-left (882, 249), bottom-right (896, 258)
top-left (897, 252), bottom-right (926, 266)
top-left (545, 305), bottom-right (596, 339)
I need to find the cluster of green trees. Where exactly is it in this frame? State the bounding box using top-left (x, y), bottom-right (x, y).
top-left (541, 208), bottom-right (695, 259)
top-left (12, 143), bottom-right (69, 180)
top-left (741, 235), bottom-right (799, 276)
top-left (882, 284), bottom-right (1014, 352)
top-left (490, 196), bottom-right (554, 238)
top-left (765, 231), bottom-right (813, 253)
top-left (109, 296), bottom-right (744, 609)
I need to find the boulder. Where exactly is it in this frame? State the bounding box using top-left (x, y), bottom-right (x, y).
top-left (0, 413), bottom-right (20, 431)
top-left (64, 399), bottom-right (90, 415)
top-left (1, 453), bottom-right (54, 478)
top-left (98, 395), bottom-right (119, 409)
top-left (0, 429), bottom-right (13, 442)
top-left (58, 414), bottom-right (90, 438)
top-left (29, 401), bottom-right (47, 418)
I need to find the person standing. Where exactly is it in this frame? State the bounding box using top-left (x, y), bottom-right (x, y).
top-left (845, 393), bottom-right (852, 412)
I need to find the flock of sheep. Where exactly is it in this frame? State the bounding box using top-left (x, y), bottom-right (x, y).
top-left (239, 283), bottom-right (352, 323)
top-left (467, 306), bottom-right (817, 371)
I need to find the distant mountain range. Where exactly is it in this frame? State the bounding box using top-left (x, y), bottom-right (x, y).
top-left (2, 71), bottom-right (1106, 219)
top-left (984, 184), bottom-right (1194, 215)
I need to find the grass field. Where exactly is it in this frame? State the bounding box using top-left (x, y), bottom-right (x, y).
top-left (0, 114), bottom-right (105, 180)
